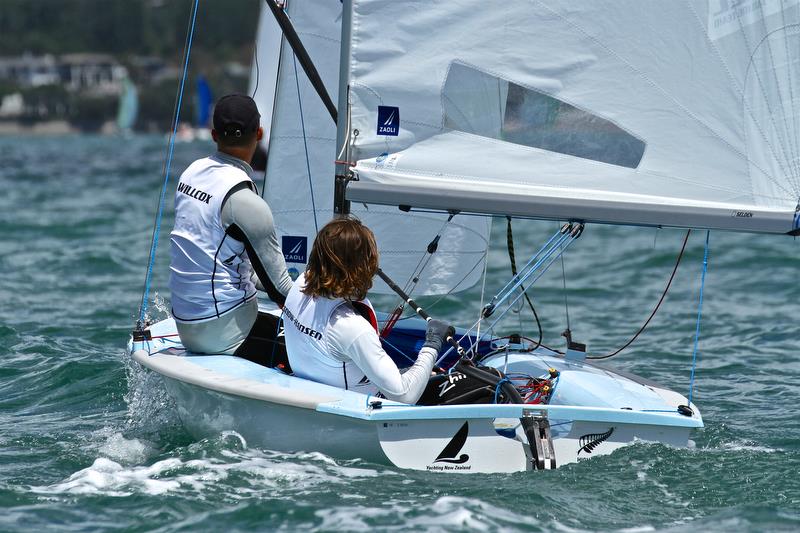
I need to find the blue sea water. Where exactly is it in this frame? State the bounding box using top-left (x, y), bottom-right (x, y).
top-left (0, 134), bottom-right (798, 532)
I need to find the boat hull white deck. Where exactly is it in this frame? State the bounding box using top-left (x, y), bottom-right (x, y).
top-left (130, 315), bottom-right (702, 473)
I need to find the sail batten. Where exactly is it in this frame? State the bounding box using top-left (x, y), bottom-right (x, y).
top-left (341, 0), bottom-right (800, 235)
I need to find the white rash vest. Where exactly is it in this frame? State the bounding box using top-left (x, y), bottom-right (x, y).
top-left (283, 274), bottom-right (436, 404)
top-left (169, 154), bottom-right (258, 322)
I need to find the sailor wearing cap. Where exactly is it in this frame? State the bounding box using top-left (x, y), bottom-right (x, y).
top-left (169, 94), bottom-right (293, 362)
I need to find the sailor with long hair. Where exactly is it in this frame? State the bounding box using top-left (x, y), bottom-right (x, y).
top-left (283, 218), bottom-right (453, 404)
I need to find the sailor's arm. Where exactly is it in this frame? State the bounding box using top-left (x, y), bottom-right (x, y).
top-left (221, 183), bottom-right (293, 306)
top-left (327, 311), bottom-right (436, 404)
top-left (342, 328), bottom-right (436, 405)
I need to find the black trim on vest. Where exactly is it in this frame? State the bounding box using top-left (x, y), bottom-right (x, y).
top-left (226, 223), bottom-right (287, 307)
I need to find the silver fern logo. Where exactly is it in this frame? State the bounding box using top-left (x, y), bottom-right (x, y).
top-left (577, 427), bottom-right (614, 455)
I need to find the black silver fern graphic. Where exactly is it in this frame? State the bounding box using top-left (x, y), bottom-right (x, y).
top-left (577, 427), bottom-right (614, 455)
top-left (434, 421), bottom-right (470, 464)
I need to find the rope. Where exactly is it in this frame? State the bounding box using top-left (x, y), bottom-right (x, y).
top-left (560, 240), bottom-right (571, 331)
top-left (292, 52), bottom-right (319, 235)
top-left (436, 228), bottom-right (581, 366)
top-left (493, 378), bottom-right (512, 404)
top-left (506, 216), bottom-right (543, 350)
top-left (687, 231), bottom-right (710, 406)
top-left (136, 0), bottom-right (200, 328)
top-left (588, 229), bottom-right (691, 360)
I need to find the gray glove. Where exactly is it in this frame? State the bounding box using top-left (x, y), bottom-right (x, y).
top-left (422, 319), bottom-right (455, 353)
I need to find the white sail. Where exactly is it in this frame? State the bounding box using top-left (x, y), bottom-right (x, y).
top-left (249, 4), bottom-right (283, 148)
top-left (261, 0), bottom-right (491, 295)
top-left (341, 0), bottom-right (800, 235)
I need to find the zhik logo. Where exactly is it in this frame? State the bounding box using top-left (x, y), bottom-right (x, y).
top-left (377, 106), bottom-right (399, 136)
top-left (282, 236), bottom-right (308, 264)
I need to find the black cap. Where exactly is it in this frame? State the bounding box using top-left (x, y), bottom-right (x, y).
top-left (213, 94), bottom-right (260, 138)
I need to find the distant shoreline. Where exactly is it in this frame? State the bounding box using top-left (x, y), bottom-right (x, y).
top-left (0, 120), bottom-right (83, 136)
top-left (0, 120), bottom-right (132, 136)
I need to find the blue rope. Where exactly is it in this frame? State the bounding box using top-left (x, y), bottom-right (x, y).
top-left (493, 378), bottom-right (512, 404)
top-left (687, 231), bottom-right (710, 406)
top-left (137, 0), bottom-right (200, 327)
top-left (292, 52), bottom-right (319, 235)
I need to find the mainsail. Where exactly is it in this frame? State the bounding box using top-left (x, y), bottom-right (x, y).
top-left (340, 0), bottom-right (800, 235)
top-left (259, 0), bottom-right (491, 295)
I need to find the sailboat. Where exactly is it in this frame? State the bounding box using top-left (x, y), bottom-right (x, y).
top-left (130, 0), bottom-right (799, 472)
top-left (115, 77), bottom-right (138, 134)
top-left (175, 76), bottom-right (213, 142)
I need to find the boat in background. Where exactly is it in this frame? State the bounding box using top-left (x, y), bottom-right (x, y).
top-left (174, 75), bottom-right (213, 142)
top-left (130, 0), bottom-right (799, 472)
top-left (115, 77), bottom-right (138, 134)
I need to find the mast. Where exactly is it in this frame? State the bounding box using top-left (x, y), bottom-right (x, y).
top-left (333, 0), bottom-right (354, 217)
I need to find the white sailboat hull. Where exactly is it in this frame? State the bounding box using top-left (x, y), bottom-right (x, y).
top-left (130, 314), bottom-right (701, 473)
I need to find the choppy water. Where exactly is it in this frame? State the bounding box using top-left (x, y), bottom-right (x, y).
top-left (0, 135), bottom-right (798, 532)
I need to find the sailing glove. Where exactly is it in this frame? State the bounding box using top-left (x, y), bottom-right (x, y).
top-left (423, 319), bottom-right (455, 353)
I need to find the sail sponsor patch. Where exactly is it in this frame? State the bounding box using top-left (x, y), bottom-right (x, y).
top-left (377, 106), bottom-right (399, 136)
top-left (375, 152), bottom-right (402, 170)
top-left (708, 0), bottom-right (785, 41)
top-left (282, 235), bottom-right (307, 263)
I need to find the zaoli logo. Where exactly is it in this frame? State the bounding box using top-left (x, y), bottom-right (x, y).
top-left (377, 106), bottom-right (399, 136)
top-left (282, 236), bottom-right (307, 264)
top-left (434, 421), bottom-right (470, 464)
top-left (577, 427), bottom-right (614, 456)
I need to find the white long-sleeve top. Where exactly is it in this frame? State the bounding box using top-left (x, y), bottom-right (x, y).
top-left (283, 276), bottom-right (435, 404)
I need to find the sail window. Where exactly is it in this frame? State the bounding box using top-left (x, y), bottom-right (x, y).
top-left (443, 63), bottom-right (645, 169)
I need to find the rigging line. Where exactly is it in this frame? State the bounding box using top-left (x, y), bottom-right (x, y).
top-left (401, 213), bottom-right (455, 296)
top-left (137, 0), bottom-right (200, 328)
top-left (251, 2), bottom-right (260, 99)
top-left (487, 226), bottom-right (568, 310)
top-left (437, 231), bottom-right (580, 365)
top-left (484, 233), bottom-right (581, 335)
top-left (490, 229), bottom-right (574, 313)
top-left (336, 103), bottom-right (351, 161)
top-left (380, 214), bottom-right (457, 338)
top-left (560, 239), bottom-right (570, 332)
top-left (588, 229), bottom-right (691, 360)
top-left (687, 231), bottom-right (711, 407)
top-left (506, 217), bottom-right (543, 350)
top-left (420, 246), bottom-right (488, 315)
top-left (292, 52), bottom-right (319, 234)
top-left (474, 241), bottom-right (491, 356)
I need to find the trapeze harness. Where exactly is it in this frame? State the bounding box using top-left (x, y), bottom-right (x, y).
top-left (169, 154), bottom-right (257, 323)
top-left (282, 274), bottom-right (380, 393)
